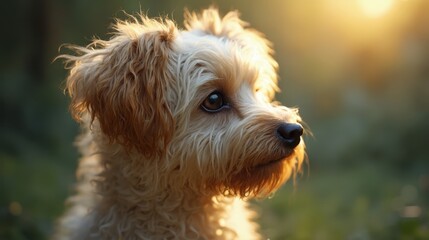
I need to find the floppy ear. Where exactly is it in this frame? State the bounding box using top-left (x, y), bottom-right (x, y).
top-left (184, 7), bottom-right (279, 101)
top-left (61, 16), bottom-right (177, 157)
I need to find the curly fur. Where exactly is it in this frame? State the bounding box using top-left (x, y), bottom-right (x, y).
top-left (54, 7), bottom-right (305, 240)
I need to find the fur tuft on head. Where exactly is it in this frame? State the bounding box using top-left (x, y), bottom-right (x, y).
top-left (184, 7), bottom-right (279, 100)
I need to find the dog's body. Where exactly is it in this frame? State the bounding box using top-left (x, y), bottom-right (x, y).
top-left (55, 8), bottom-right (305, 239)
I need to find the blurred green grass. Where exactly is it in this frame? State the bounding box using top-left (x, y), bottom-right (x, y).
top-left (0, 152), bottom-right (75, 239)
top-left (257, 164), bottom-right (429, 239)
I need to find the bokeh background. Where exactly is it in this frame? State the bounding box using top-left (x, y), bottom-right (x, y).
top-left (1, 0), bottom-right (428, 239)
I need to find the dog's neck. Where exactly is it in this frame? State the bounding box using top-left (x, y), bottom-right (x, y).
top-left (87, 139), bottom-right (245, 239)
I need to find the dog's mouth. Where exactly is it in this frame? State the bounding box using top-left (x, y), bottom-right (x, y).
top-left (254, 152), bottom-right (292, 169)
top-left (254, 158), bottom-right (284, 169)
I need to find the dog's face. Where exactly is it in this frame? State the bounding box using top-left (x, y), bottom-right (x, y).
top-left (63, 8), bottom-right (305, 198)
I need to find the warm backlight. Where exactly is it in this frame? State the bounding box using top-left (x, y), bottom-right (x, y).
top-left (357, 0), bottom-right (394, 18)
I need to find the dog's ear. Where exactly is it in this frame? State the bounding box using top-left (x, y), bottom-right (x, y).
top-left (61, 17), bottom-right (177, 157)
top-left (184, 7), bottom-right (279, 101)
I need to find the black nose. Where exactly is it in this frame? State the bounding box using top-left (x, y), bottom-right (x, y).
top-left (277, 123), bottom-right (303, 149)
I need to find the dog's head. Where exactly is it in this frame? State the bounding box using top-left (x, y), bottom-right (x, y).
top-left (61, 8), bottom-right (305, 198)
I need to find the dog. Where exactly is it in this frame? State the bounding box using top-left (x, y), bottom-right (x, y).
top-left (55, 7), bottom-right (305, 240)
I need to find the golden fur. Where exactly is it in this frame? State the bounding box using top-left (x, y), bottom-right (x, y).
top-left (55, 8), bottom-right (305, 240)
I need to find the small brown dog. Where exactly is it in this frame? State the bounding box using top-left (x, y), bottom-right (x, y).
top-left (55, 7), bottom-right (305, 240)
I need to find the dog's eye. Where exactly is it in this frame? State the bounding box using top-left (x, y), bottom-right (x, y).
top-left (201, 91), bottom-right (228, 113)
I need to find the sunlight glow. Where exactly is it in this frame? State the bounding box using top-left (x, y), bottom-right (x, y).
top-left (357, 0), bottom-right (394, 18)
